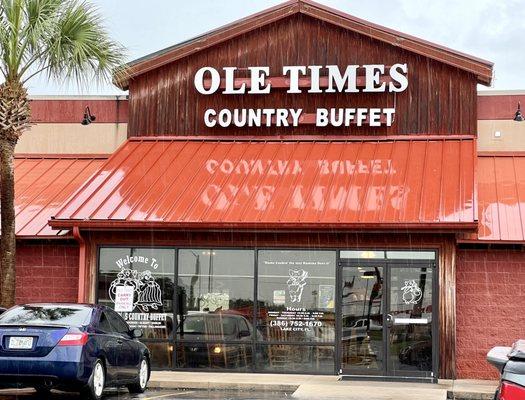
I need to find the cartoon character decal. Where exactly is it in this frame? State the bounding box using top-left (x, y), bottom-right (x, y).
top-left (401, 279), bottom-right (423, 305)
top-left (287, 269), bottom-right (308, 303)
top-left (109, 267), bottom-right (162, 312)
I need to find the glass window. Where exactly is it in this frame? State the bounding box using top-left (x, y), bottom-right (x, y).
top-left (340, 250), bottom-right (385, 260)
top-left (341, 265), bottom-right (384, 372)
top-left (177, 249), bottom-right (255, 341)
top-left (255, 344), bottom-right (334, 373)
top-left (97, 247), bottom-right (176, 339)
top-left (386, 251), bottom-right (435, 260)
top-left (257, 250), bottom-right (336, 343)
top-left (0, 305), bottom-right (92, 326)
top-left (107, 309), bottom-right (131, 334)
top-left (98, 312), bottom-right (114, 333)
top-left (145, 342), bottom-right (173, 369)
top-left (176, 342), bottom-right (252, 371)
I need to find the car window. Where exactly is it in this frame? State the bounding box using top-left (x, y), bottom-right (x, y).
top-left (182, 315), bottom-right (236, 336)
top-left (183, 316), bottom-right (205, 334)
top-left (98, 311), bottom-right (114, 333)
top-left (238, 318), bottom-right (249, 332)
top-left (0, 305), bottom-right (92, 326)
top-left (106, 309), bottom-right (130, 335)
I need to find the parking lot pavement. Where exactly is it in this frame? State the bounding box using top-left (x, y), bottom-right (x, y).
top-left (0, 388), bottom-right (291, 399)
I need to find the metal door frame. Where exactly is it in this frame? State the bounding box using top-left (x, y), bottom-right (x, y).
top-left (336, 252), bottom-right (438, 382)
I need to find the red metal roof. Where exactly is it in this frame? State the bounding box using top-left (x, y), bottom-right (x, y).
top-left (50, 136), bottom-right (476, 231)
top-left (13, 155), bottom-right (107, 237)
top-left (466, 153), bottom-right (525, 242)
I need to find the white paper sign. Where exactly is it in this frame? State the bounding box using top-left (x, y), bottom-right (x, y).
top-left (115, 285), bottom-right (135, 312)
top-left (273, 290), bottom-right (286, 305)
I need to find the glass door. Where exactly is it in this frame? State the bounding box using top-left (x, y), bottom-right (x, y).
top-left (339, 251), bottom-right (436, 380)
top-left (340, 263), bottom-right (386, 375)
top-left (387, 264), bottom-right (434, 378)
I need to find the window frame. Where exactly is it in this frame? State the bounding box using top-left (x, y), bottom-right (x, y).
top-left (96, 245), bottom-right (342, 374)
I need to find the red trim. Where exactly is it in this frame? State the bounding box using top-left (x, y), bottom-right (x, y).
top-left (477, 94), bottom-right (522, 120)
top-left (457, 238), bottom-right (525, 244)
top-left (30, 99), bottom-right (128, 124)
top-left (15, 154), bottom-right (110, 160)
top-left (51, 219), bottom-right (478, 231)
top-left (73, 227), bottom-right (86, 303)
top-left (127, 134), bottom-right (477, 142)
top-left (478, 151), bottom-right (525, 157)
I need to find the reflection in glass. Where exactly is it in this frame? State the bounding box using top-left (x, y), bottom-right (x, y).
top-left (389, 267), bottom-right (433, 374)
top-left (97, 247), bottom-right (175, 340)
top-left (178, 312), bottom-right (256, 341)
top-left (341, 266), bottom-right (383, 372)
top-left (177, 249), bottom-right (255, 340)
top-left (176, 342), bottom-right (252, 371)
top-left (386, 251), bottom-right (435, 260)
top-left (144, 342), bottom-right (173, 369)
top-left (257, 250), bottom-right (336, 343)
top-left (256, 345), bottom-right (334, 373)
top-left (340, 250), bottom-right (386, 260)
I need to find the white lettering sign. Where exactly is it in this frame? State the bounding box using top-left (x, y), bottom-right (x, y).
top-left (194, 63), bottom-right (408, 128)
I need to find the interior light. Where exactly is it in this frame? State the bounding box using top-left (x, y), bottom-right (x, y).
top-left (213, 346), bottom-right (222, 354)
top-left (361, 271), bottom-right (376, 279)
top-left (360, 251), bottom-right (377, 259)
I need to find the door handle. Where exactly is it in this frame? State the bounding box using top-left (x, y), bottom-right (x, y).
top-left (117, 339), bottom-right (123, 344)
top-left (386, 314), bottom-right (394, 327)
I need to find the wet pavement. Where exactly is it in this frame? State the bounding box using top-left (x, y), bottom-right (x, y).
top-left (0, 388), bottom-right (292, 399)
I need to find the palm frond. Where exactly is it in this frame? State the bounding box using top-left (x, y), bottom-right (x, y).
top-left (0, 0), bottom-right (126, 88)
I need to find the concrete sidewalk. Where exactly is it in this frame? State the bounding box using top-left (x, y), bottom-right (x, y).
top-left (149, 371), bottom-right (498, 400)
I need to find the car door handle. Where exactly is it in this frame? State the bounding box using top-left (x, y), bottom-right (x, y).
top-left (117, 339), bottom-right (123, 344)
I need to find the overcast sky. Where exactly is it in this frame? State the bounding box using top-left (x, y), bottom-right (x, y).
top-left (28, 0), bottom-right (525, 95)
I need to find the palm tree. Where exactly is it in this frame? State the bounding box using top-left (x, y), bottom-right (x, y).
top-left (0, 0), bottom-right (125, 308)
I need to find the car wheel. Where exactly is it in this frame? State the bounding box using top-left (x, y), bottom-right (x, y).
top-left (81, 359), bottom-right (105, 400)
top-left (128, 357), bottom-right (149, 394)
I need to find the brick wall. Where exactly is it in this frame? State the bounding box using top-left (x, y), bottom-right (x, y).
top-left (456, 248), bottom-right (525, 379)
top-left (15, 242), bottom-right (79, 304)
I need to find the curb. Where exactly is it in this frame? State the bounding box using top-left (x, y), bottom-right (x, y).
top-left (448, 392), bottom-right (494, 400)
top-left (149, 380), bottom-right (495, 400)
top-left (149, 380), bottom-right (298, 393)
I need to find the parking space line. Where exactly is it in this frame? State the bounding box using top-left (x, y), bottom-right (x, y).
top-left (144, 391), bottom-right (196, 400)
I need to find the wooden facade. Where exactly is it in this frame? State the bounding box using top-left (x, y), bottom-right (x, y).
top-left (127, 14), bottom-right (478, 137)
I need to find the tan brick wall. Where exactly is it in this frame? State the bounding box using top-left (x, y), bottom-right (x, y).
top-left (15, 123), bottom-right (127, 154)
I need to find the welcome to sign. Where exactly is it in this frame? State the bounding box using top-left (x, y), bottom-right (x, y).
top-left (193, 64), bottom-right (408, 128)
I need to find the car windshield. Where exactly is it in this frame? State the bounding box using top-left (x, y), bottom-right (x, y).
top-left (183, 315), bottom-right (236, 336)
top-left (0, 305), bottom-right (92, 326)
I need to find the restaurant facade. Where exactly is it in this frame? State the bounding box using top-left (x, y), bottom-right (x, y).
top-left (10, 0), bottom-right (525, 382)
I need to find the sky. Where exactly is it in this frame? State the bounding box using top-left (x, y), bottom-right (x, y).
top-left (28, 0), bottom-right (525, 95)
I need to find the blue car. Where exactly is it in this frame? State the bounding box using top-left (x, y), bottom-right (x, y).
top-left (0, 303), bottom-right (150, 399)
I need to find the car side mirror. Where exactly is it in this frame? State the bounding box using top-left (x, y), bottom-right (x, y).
top-left (239, 330), bottom-right (251, 338)
top-left (131, 328), bottom-right (143, 339)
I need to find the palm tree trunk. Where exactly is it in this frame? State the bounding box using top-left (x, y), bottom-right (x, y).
top-left (0, 80), bottom-right (30, 308)
top-left (0, 138), bottom-right (16, 307)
